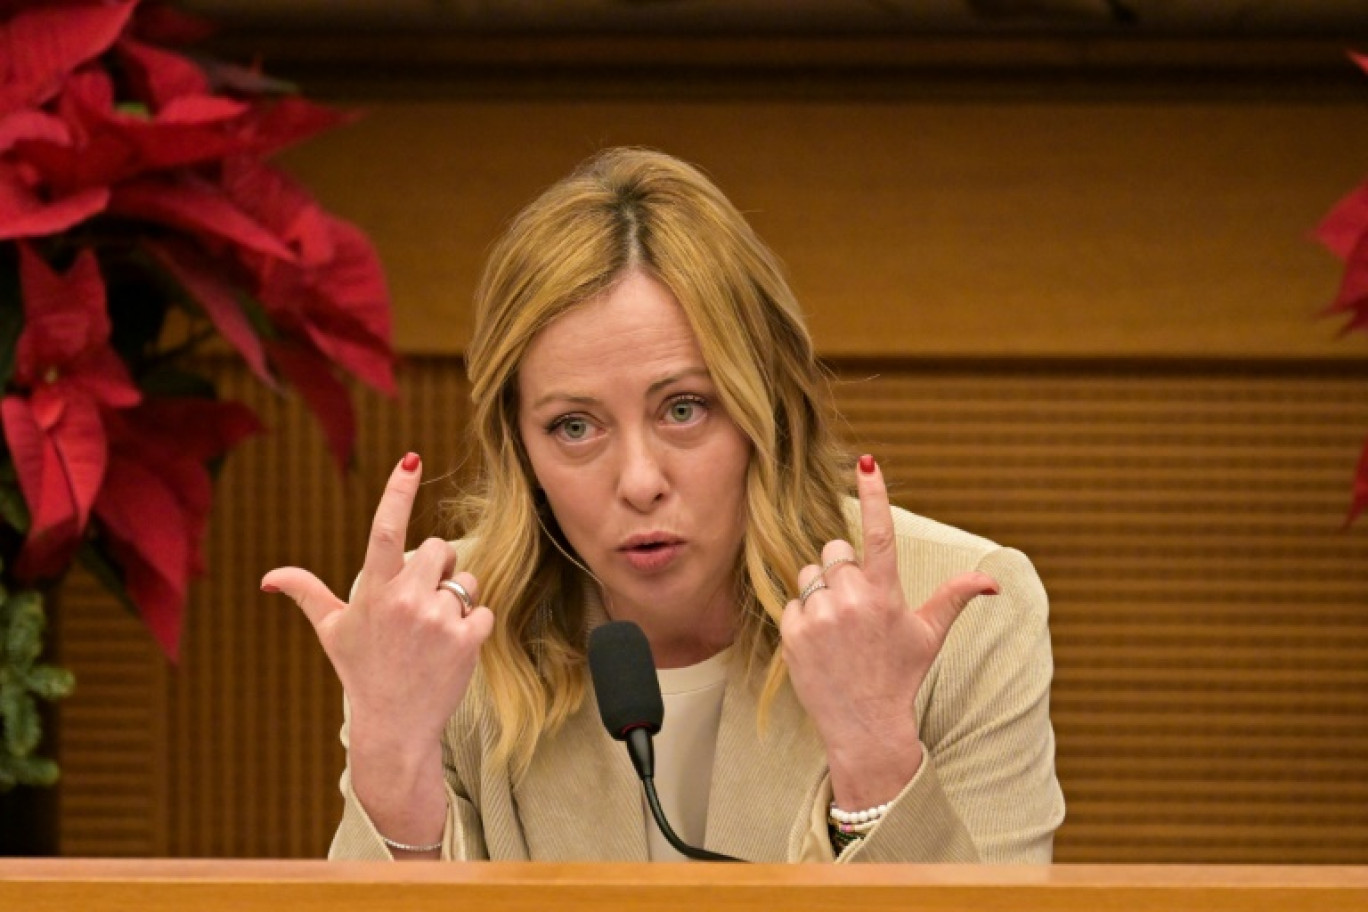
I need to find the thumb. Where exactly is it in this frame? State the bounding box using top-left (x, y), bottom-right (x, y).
top-left (262, 566), bottom-right (346, 629)
top-left (916, 572), bottom-right (999, 644)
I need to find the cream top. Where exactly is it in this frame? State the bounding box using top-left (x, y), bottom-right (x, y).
top-left (645, 647), bottom-right (733, 861)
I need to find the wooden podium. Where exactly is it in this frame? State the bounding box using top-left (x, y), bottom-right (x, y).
top-left (2, 861), bottom-right (1366, 912)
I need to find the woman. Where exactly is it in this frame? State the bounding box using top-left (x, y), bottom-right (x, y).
top-left (262, 148), bottom-right (1065, 863)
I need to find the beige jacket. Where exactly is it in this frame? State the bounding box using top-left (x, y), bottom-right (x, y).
top-left (329, 506), bottom-right (1066, 863)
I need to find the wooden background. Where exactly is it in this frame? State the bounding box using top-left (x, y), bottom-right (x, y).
top-left (40, 25), bottom-right (1368, 863)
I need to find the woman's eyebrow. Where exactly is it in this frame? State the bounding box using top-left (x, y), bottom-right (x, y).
top-left (646, 367), bottom-right (710, 396)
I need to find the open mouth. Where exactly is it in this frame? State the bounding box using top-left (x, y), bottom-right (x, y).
top-left (617, 535), bottom-right (684, 571)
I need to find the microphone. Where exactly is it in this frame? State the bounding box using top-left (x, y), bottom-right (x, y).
top-left (588, 621), bottom-right (743, 863)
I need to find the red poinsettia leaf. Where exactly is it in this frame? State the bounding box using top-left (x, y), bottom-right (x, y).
top-left (109, 175), bottom-right (296, 262)
top-left (118, 546), bottom-right (184, 661)
top-left (147, 240), bottom-right (275, 385)
top-left (299, 307), bottom-right (396, 395)
top-left (68, 348), bottom-right (142, 407)
top-left (28, 387), bottom-right (65, 429)
top-left (15, 244), bottom-right (108, 377)
top-left (314, 218), bottom-right (393, 333)
top-left (219, 157), bottom-right (317, 252)
top-left (94, 452), bottom-right (191, 660)
top-left (0, 109), bottom-right (70, 150)
top-left (128, 396), bottom-right (262, 463)
top-left (1321, 229), bottom-right (1368, 321)
top-left (156, 93), bottom-right (247, 125)
top-left (1345, 437), bottom-right (1368, 528)
top-left (1315, 177), bottom-right (1368, 260)
top-left (22, 69), bottom-right (253, 190)
top-left (266, 340), bottom-right (356, 470)
top-left (0, 0), bottom-right (137, 116)
top-left (116, 36), bottom-right (208, 108)
top-left (16, 70), bottom-right (140, 192)
top-left (43, 392), bottom-right (107, 533)
top-left (2, 394), bottom-right (81, 579)
top-left (1352, 52), bottom-right (1368, 78)
top-left (237, 96), bottom-right (355, 159)
top-left (0, 166), bottom-right (108, 240)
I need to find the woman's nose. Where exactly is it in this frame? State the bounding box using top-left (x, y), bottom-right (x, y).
top-left (617, 431), bottom-right (669, 511)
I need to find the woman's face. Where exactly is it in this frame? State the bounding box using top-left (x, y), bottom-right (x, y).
top-left (517, 270), bottom-right (751, 662)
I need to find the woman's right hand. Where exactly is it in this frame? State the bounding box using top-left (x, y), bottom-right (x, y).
top-left (261, 451), bottom-right (494, 751)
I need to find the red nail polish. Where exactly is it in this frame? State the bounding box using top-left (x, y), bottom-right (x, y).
top-left (858, 454), bottom-right (875, 475)
top-left (401, 452), bottom-right (420, 472)
top-left (260, 583), bottom-right (280, 594)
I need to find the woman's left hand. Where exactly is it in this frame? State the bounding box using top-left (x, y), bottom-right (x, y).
top-left (780, 454), bottom-right (999, 811)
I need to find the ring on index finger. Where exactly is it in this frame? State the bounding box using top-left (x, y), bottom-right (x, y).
top-left (437, 578), bottom-right (474, 617)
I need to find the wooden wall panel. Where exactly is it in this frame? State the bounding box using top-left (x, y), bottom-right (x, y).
top-left (51, 573), bottom-right (165, 857)
top-left (833, 363), bottom-right (1368, 863)
top-left (276, 100), bottom-right (1368, 360)
top-left (53, 357), bottom-right (1368, 862)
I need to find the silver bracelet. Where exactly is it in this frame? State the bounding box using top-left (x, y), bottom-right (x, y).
top-left (380, 833), bottom-right (442, 853)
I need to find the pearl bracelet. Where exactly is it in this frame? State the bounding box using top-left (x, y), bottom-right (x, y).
top-left (380, 833), bottom-right (442, 853)
top-left (828, 800), bottom-right (890, 827)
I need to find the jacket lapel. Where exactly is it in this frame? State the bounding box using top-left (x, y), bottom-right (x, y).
top-left (704, 655), bottom-right (829, 863)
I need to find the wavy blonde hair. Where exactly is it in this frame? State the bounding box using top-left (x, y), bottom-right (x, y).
top-left (451, 148), bottom-right (849, 777)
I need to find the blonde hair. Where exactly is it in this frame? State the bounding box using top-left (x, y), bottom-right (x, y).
top-left (452, 148), bottom-right (849, 777)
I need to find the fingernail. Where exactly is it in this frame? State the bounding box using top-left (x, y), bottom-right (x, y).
top-left (260, 583), bottom-right (280, 594)
top-left (858, 454), bottom-right (875, 475)
top-left (401, 452), bottom-right (420, 472)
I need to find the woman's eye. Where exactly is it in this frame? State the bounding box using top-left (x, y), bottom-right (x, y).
top-left (549, 416), bottom-right (592, 441)
top-left (666, 398), bottom-right (705, 424)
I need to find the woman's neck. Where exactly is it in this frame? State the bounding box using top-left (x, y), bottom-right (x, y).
top-left (600, 580), bottom-right (739, 669)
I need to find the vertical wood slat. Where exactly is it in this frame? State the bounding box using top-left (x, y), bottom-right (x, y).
top-left (53, 357), bottom-right (1368, 862)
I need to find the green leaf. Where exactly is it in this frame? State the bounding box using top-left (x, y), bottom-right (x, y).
top-left (0, 686), bottom-right (38, 756)
top-left (113, 101), bottom-right (151, 120)
top-left (24, 665), bottom-right (74, 700)
top-left (3, 591), bottom-right (43, 669)
top-left (0, 481), bottom-right (29, 535)
top-left (11, 753), bottom-right (59, 787)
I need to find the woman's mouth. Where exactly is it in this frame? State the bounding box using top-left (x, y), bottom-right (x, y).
top-left (617, 535), bottom-right (684, 573)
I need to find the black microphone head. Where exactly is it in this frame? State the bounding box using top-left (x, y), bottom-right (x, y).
top-left (588, 621), bottom-right (663, 740)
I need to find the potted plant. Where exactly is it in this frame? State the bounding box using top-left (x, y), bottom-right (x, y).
top-left (0, 0), bottom-right (395, 810)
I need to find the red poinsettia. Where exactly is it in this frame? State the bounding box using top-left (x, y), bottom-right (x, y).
top-left (2, 244), bottom-right (139, 578)
top-left (0, 0), bottom-right (396, 664)
top-left (1315, 52), bottom-right (1368, 527)
top-left (95, 398), bottom-right (260, 659)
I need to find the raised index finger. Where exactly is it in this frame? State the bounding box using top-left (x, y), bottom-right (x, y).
top-left (856, 453), bottom-right (899, 590)
top-left (360, 452), bottom-right (423, 592)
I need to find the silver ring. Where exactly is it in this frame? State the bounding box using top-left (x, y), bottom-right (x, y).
top-left (821, 556), bottom-right (859, 575)
top-left (798, 577), bottom-right (828, 606)
top-left (437, 578), bottom-right (474, 617)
